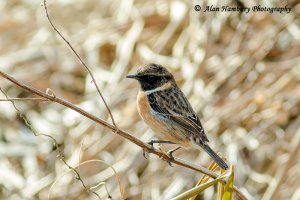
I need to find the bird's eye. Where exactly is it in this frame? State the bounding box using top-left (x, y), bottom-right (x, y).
top-left (148, 75), bottom-right (156, 81)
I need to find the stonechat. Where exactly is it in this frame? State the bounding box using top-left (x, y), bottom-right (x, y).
top-left (126, 63), bottom-right (228, 170)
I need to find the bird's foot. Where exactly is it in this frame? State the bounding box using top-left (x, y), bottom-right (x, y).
top-left (142, 141), bottom-right (160, 159)
top-left (148, 140), bottom-right (176, 146)
top-left (143, 140), bottom-right (177, 163)
top-left (147, 140), bottom-right (155, 150)
top-left (141, 140), bottom-right (156, 159)
top-left (166, 146), bottom-right (181, 167)
top-left (142, 148), bottom-right (149, 159)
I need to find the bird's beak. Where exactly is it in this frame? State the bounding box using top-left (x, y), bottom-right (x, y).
top-left (126, 73), bottom-right (139, 79)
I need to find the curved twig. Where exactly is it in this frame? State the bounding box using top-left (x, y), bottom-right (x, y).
top-left (42, 0), bottom-right (117, 127)
top-left (0, 87), bottom-right (101, 200)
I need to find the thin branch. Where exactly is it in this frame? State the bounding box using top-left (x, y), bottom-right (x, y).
top-left (0, 97), bottom-right (48, 101)
top-left (0, 87), bottom-right (101, 200)
top-left (42, 0), bottom-right (117, 127)
top-left (0, 71), bottom-right (247, 200)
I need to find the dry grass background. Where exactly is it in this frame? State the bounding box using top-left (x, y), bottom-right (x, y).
top-left (1, 0), bottom-right (300, 199)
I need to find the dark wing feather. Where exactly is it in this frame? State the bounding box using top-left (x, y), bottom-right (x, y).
top-left (148, 88), bottom-right (209, 143)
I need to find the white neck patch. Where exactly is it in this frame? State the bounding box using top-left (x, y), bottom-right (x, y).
top-left (144, 81), bottom-right (172, 95)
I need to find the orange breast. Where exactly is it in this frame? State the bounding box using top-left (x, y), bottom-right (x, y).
top-left (137, 91), bottom-right (190, 147)
top-left (137, 91), bottom-right (161, 131)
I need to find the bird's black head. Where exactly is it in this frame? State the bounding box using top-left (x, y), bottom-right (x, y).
top-left (126, 63), bottom-right (175, 91)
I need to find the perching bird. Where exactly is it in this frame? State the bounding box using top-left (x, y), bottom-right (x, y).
top-left (126, 63), bottom-right (228, 170)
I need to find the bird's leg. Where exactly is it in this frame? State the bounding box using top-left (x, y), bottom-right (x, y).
top-left (143, 140), bottom-right (176, 159)
top-left (167, 146), bottom-right (181, 167)
top-left (168, 146), bottom-right (181, 159)
top-left (147, 140), bottom-right (176, 149)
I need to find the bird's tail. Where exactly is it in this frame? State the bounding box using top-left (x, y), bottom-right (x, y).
top-left (203, 144), bottom-right (228, 170)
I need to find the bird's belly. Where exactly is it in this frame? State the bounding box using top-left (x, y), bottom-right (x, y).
top-left (137, 91), bottom-right (190, 147)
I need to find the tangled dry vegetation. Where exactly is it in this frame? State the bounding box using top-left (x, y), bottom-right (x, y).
top-left (1, 0), bottom-right (300, 199)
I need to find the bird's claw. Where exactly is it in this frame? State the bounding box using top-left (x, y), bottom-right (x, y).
top-left (143, 142), bottom-right (156, 159)
top-left (167, 159), bottom-right (174, 167)
top-left (166, 146), bottom-right (181, 167)
top-left (142, 148), bottom-right (150, 159)
top-left (167, 150), bottom-right (175, 167)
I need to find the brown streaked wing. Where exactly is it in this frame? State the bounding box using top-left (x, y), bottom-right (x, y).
top-left (148, 88), bottom-right (209, 143)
